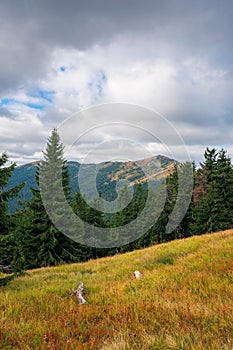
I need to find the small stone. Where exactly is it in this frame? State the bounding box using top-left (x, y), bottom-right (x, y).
top-left (134, 270), bottom-right (144, 279)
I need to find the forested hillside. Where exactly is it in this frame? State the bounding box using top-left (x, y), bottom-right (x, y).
top-left (1, 129), bottom-right (233, 272)
top-left (7, 155), bottom-right (176, 212)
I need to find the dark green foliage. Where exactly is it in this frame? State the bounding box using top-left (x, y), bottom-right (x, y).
top-left (190, 148), bottom-right (233, 235)
top-left (166, 162), bottom-right (194, 240)
top-left (0, 153), bottom-right (25, 270)
top-left (3, 142), bottom-right (233, 272)
top-left (19, 129), bottom-right (90, 269)
top-left (0, 153), bottom-right (24, 234)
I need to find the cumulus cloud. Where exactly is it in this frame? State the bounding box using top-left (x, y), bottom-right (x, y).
top-left (0, 0), bottom-right (233, 164)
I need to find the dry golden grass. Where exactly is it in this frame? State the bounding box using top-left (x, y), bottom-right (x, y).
top-left (0, 230), bottom-right (233, 349)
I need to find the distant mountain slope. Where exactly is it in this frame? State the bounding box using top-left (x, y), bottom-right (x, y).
top-left (7, 155), bottom-right (177, 211)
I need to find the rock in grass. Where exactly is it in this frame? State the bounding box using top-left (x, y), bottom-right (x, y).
top-left (71, 282), bottom-right (87, 305)
top-left (134, 270), bottom-right (144, 279)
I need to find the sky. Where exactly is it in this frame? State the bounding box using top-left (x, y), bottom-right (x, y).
top-left (0, 0), bottom-right (233, 165)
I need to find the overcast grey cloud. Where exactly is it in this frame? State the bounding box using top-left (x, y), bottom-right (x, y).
top-left (0, 0), bottom-right (233, 164)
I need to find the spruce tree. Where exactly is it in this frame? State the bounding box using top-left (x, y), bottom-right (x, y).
top-left (215, 149), bottom-right (233, 228)
top-left (191, 148), bottom-right (233, 235)
top-left (190, 148), bottom-right (218, 235)
top-left (203, 147), bottom-right (218, 183)
top-left (23, 129), bottom-right (85, 268)
top-left (0, 153), bottom-right (24, 269)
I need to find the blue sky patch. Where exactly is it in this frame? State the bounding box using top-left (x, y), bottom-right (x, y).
top-left (96, 71), bottom-right (107, 97)
top-left (28, 89), bottom-right (55, 103)
top-left (87, 71), bottom-right (107, 100)
top-left (0, 97), bottom-right (45, 110)
top-left (24, 103), bottom-right (44, 110)
top-left (0, 90), bottom-right (55, 110)
top-left (0, 98), bottom-right (17, 107)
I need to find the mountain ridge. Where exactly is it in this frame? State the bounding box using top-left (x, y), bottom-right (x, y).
top-left (8, 155), bottom-right (177, 211)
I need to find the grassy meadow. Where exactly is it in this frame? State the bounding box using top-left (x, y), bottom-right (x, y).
top-left (0, 230), bottom-right (233, 350)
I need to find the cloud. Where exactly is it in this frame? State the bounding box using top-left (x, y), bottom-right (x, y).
top-left (0, 0), bottom-right (232, 95)
top-left (0, 0), bottom-right (233, 164)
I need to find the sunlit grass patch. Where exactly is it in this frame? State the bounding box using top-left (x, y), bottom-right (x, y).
top-left (0, 230), bottom-right (233, 349)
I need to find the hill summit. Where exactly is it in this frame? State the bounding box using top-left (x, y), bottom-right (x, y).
top-left (8, 155), bottom-right (177, 211)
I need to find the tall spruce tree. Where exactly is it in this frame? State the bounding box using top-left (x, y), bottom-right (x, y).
top-left (191, 148), bottom-right (233, 235)
top-left (215, 149), bottom-right (233, 228)
top-left (0, 153), bottom-right (24, 269)
top-left (190, 148), bottom-right (218, 234)
top-left (22, 129), bottom-right (85, 268)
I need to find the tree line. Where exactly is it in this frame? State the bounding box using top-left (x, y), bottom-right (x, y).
top-left (1, 129), bottom-right (233, 272)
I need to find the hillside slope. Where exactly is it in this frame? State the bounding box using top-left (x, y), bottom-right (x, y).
top-left (0, 230), bottom-right (233, 350)
top-left (7, 155), bottom-right (176, 211)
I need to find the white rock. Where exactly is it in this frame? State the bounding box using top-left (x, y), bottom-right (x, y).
top-left (134, 270), bottom-right (143, 279)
